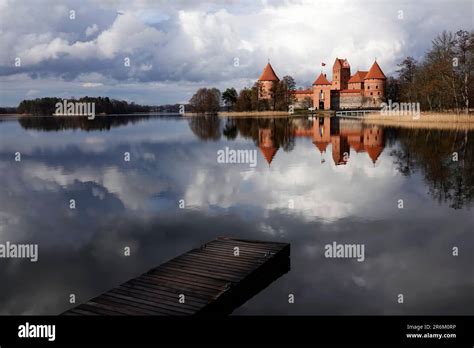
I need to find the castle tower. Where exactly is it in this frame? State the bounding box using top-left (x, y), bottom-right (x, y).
top-left (363, 126), bottom-right (384, 164)
top-left (312, 73), bottom-right (332, 110)
top-left (258, 128), bottom-right (279, 165)
top-left (312, 117), bottom-right (331, 154)
top-left (364, 60), bottom-right (386, 107)
top-left (258, 62), bottom-right (280, 100)
top-left (332, 58), bottom-right (351, 91)
top-left (331, 135), bottom-right (350, 165)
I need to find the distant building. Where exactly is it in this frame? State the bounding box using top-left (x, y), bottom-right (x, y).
top-left (257, 58), bottom-right (386, 110)
top-left (258, 62), bottom-right (280, 100)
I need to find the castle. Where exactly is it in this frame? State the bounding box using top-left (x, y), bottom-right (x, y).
top-left (258, 58), bottom-right (386, 110)
top-left (259, 118), bottom-right (384, 166)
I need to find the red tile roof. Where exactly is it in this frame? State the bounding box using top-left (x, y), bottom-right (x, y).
top-left (348, 71), bottom-right (368, 83)
top-left (313, 73), bottom-right (331, 85)
top-left (313, 141), bottom-right (328, 153)
top-left (365, 61), bottom-right (386, 80)
top-left (366, 145), bottom-right (383, 163)
top-left (259, 146), bottom-right (279, 165)
top-left (258, 63), bottom-right (280, 81)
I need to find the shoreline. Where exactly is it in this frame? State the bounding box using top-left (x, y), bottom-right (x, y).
top-left (360, 112), bottom-right (474, 130)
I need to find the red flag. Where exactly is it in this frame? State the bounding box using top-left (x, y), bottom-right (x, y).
top-left (321, 62), bottom-right (326, 66)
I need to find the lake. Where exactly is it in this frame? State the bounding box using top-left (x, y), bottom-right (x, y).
top-left (0, 114), bottom-right (473, 315)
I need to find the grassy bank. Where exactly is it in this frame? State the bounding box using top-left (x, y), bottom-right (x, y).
top-left (183, 111), bottom-right (293, 117)
top-left (218, 111), bottom-right (291, 117)
top-left (361, 112), bottom-right (474, 130)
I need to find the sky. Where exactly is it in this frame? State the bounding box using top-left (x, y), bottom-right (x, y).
top-left (0, 0), bottom-right (472, 106)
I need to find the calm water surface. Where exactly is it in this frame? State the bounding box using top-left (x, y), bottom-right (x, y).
top-left (0, 115), bottom-right (473, 315)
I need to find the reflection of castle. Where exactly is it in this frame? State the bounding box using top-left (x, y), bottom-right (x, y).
top-left (258, 58), bottom-right (386, 110)
top-left (258, 117), bottom-right (384, 166)
top-left (258, 128), bottom-right (279, 165)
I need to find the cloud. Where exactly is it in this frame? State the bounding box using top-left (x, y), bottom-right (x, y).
top-left (85, 24), bottom-right (99, 37)
top-left (0, 0), bottom-right (472, 105)
top-left (81, 82), bottom-right (103, 87)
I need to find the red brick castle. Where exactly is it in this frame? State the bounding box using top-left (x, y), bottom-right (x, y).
top-left (258, 58), bottom-right (386, 110)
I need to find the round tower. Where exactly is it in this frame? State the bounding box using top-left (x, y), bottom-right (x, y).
top-left (364, 60), bottom-right (386, 107)
top-left (258, 62), bottom-right (280, 100)
top-left (363, 126), bottom-right (384, 164)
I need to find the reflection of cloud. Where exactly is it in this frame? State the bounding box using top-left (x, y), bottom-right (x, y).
top-left (17, 162), bottom-right (167, 211)
top-left (84, 136), bottom-right (105, 144)
top-left (0, 117), bottom-right (473, 316)
top-left (182, 140), bottom-right (403, 221)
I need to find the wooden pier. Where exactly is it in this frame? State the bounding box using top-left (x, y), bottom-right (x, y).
top-left (63, 237), bottom-right (290, 316)
top-left (335, 109), bottom-right (380, 118)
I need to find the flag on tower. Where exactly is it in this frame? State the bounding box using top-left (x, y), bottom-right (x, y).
top-left (321, 62), bottom-right (326, 66)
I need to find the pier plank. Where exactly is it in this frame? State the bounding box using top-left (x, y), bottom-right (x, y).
top-left (63, 237), bottom-right (290, 316)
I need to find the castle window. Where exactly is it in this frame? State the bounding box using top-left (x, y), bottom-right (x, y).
top-left (376, 85), bottom-right (378, 89)
top-left (378, 92), bottom-right (380, 95)
top-left (370, 92), bottom-right (373, 95)
top-left (367, 86), bottom-right (370, 89)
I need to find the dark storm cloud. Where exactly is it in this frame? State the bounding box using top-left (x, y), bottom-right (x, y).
top-left (0, 0), bottom-right (472, 104)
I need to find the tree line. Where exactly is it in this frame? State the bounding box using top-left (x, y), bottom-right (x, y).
top-left (12, 97), bottom-right (154, 115)
top-left (189, 76), bottom-right (298, 114)
top-left (387, 30), bottom-right (473, 113)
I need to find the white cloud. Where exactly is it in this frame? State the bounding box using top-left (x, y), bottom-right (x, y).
top-left (0, 0), bottom-right (471, 105)
top-left (82, 82), bottom-right (103, 88)
top-left (85, 24), bottom-right (99, 37)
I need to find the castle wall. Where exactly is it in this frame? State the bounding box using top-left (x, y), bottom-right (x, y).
top-left (292, 91), bottom-right (313, 108)
top-left (348, 82), bottom-right (364, 90)
top-left (364, 79), bottom-right (385, 106)
top-left (330, 91), bottom-right (366, 110)
top-left (339, 92), bottom-right (364, 109)
top-left (258, 81), bottom-right (275, 100)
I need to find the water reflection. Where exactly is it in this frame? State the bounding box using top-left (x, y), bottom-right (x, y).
top-left (190, 116), bottom-right (385, 166)
top-left (186, 116), bottom-right (473, 209)
top-left (18, 114), bottom-right (156, 132)
top-left (0, 115), bottom-right (473, 315)
top-left (390, 128), bottom-right (474, 209)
